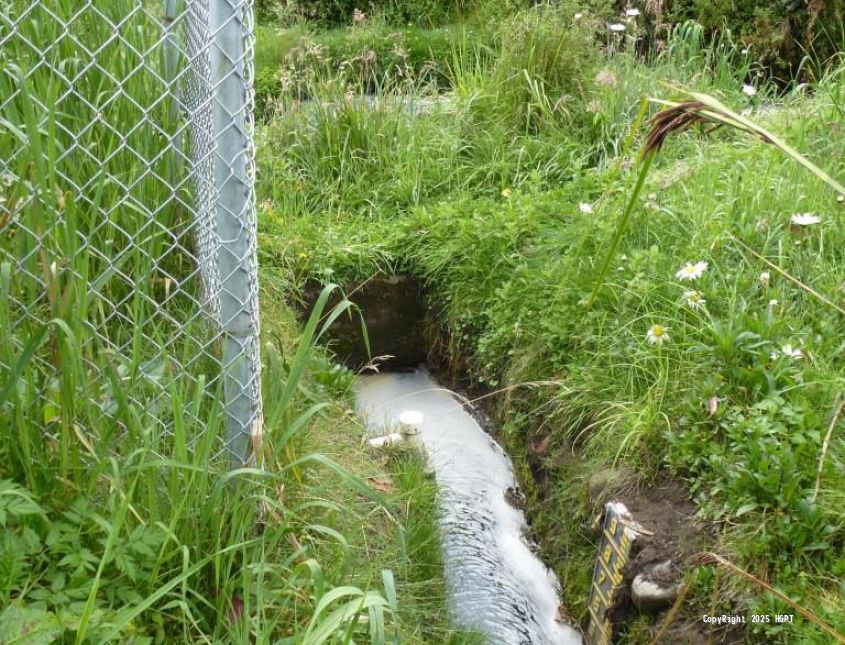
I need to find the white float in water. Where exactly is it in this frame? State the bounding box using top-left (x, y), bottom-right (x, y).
top-left (398, 409), bottom-right (423, 436)
top-left (356, 368), bottom-right (582, 645)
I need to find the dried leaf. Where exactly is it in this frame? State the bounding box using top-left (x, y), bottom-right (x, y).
top-left (366, 476), bottom-right (394, 493)
top-left (707, 396), bottom-right (719, 417)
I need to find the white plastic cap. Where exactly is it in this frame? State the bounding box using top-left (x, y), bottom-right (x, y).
top-left (398, 410), bottom-right (424, 425)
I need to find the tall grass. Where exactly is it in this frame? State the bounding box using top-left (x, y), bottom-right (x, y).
top-left (256, 10), bottom-right (764, 239)
top-left (258, 9), bottom-right (845, 640)
top-left (0, 2), bottom-right (404, 642)
top-left (256, 6), bottom-right (600, 228)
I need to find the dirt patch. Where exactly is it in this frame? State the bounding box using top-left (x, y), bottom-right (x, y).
top-left (616, 478), bottom-right (708, 573)
top-left (656, 620), bottom-right (748, 645)
top-left (606, 478), bottom-right (708, 623)
top-left (589, 476), bottom-right (751, 644)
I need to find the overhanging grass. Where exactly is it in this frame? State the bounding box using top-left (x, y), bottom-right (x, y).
top-left (258, 18), bottom-right (845, 638)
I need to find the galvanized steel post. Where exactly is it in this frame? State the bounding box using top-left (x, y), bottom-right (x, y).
top-left (209, 0), bottom-right (262, 465)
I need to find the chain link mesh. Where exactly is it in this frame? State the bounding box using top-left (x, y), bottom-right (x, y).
top-left (0, 0), bottom-right (263, 463)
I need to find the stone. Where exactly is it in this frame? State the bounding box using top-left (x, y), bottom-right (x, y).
top-left (504, 486), bottom-right (526, 509)
top-left (631, 560), bottom-right (682, 612)
top-left (368, 432), bottom-right (404, 448)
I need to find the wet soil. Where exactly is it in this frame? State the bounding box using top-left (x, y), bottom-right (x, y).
top-left (300, 275), bottom-right (428, 369)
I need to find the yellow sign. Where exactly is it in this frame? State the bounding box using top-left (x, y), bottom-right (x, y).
top-left (586, 503), bottom-right (638, 645)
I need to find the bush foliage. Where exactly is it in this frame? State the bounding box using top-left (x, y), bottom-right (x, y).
top-left (256, 0), bottom-right (469, 27)
top-left (662, 0), bottom-right (845, 77)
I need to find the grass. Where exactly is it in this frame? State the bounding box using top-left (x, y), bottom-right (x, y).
top-left (253, 20), bottom-right (491, 119)
top-left (5, 0), bottom-right (845, 641)
top-left (0, 1), bottom-right (467, 642)
top-left (257, 5), bottom-right (845, 641)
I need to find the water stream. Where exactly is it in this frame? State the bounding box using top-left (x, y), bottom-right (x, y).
top-left (355, 368), bottom-right (582, 645)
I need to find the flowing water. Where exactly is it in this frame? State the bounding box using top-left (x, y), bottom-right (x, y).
top-left (355, 368), bottom-right (582, 645)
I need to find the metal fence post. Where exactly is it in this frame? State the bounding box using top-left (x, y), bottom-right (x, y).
top-left (209, 0), bottom-right (262, 465)
top-left (2, 0), bottom-right (264, 466)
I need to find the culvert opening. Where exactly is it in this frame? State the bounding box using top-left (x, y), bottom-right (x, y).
top-left (300, 274), bottom-right (430, 371)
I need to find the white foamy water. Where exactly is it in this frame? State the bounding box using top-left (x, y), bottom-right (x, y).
top-left (355, 369), bottom-right (582, 645)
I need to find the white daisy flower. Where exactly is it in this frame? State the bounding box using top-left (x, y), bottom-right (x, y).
top-left (759, 271), bottom-right (770, 286)
top-left (625, 8), bottom-right (640, 16)
top-left (579, 202), bottom-right (594, 214)
top-left (675, 261), bottom-right (708, 281)
top-left (646, 324), bottom-right (669, 345)
top-left (768, 299), bottom-right (779, 308)
top-left (608, 23), bottom-right (626, 32)
top-left (790, 213), bottom-right (821, 226)
top-left (682, 290), bottom-right (706, 310)
top-left (783, 344), bottom-right (802, 359)
top-left (771, 344), bottom-right (802, 360)
top-left (742, 84), bottom-right (757, 97)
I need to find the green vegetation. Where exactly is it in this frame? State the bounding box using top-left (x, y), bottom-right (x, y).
top-left (254, 21), bottom-right (490, 118)
top-left (256, 0), bottom-right (468, 28)
top-left (663, 0), bottom-right (844, 79)
top-left (0, 1), bottom-right (468, 642)
top-left (5, 0), bottom-right (845, 641)
top-left (257, 3), bottom-right (845, 641)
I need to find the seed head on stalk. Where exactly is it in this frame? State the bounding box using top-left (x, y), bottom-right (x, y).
top-left (587, 89), bottom-right (845, 308)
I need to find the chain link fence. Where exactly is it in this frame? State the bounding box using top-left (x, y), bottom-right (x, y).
top-left (0, 0), bottom-right (263, 464)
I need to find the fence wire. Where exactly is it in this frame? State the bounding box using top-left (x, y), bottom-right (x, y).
top-left (0, 0), bottom-right (263, 464)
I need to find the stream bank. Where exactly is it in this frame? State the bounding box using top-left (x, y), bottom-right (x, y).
top-left (298, 274), bottom-right (720, 643)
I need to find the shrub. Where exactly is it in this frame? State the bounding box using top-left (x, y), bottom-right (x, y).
top-left (661, 0), bottom-right (845, 79)
top-left (253, 23), bottom-right (491, 118)
top-left (256, 0), bottom-right (469, 28)
top-left (492, 4), bottom-right (600, 132)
